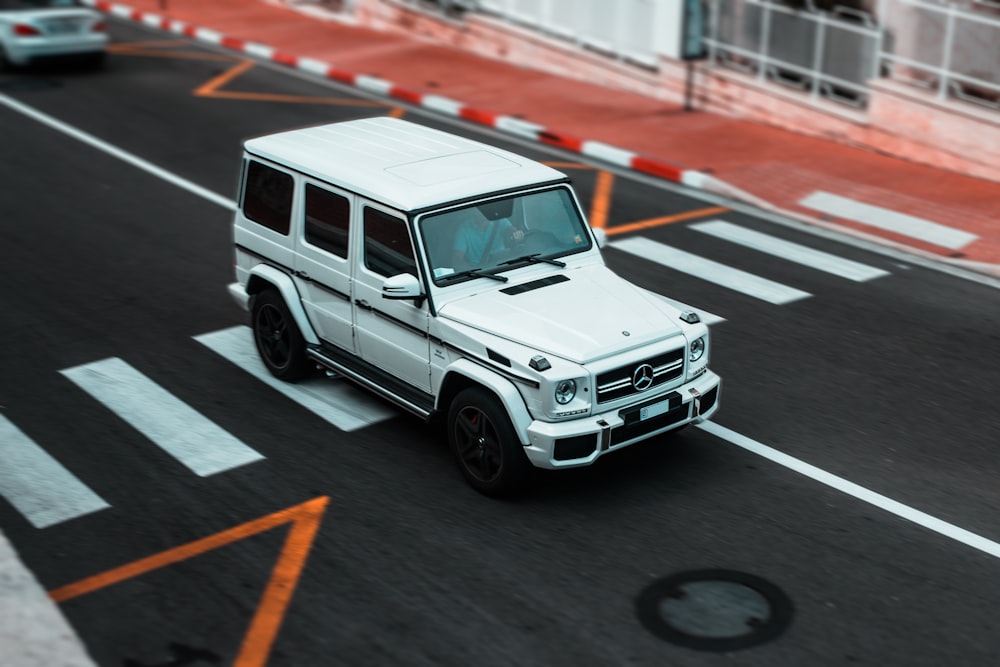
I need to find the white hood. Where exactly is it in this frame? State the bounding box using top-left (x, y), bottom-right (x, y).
top-left (437, 265), bottom-right (684, 364)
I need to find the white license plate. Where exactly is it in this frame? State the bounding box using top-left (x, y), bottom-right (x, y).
top-left (639, 398), bottom-right (672, 421)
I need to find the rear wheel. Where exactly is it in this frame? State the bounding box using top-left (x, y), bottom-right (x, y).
top-left (251, 289), bottom-right (311, 381)
top-left (448, 387), bottom-right (531, 497)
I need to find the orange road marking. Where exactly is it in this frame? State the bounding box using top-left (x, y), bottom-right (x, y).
top-left (606, 206), bottom-right (729, 236)
top-left (589, 170), bottom-right (614, 229)
top-left (194, 58), bottom-right (256, 96)
top-left (49, 497), bottom-right (330, 667)
top-left (542, 161), bottom-right (595, 170)
top-left (197, 89), bottom-right (391, 107)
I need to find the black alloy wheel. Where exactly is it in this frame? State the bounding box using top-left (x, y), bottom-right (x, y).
top-left (251, 289), bottom-right (311, 381)
top-left (448, 387), bottom-right (530, 497)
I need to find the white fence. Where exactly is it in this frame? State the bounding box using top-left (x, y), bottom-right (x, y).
top-left (706, 0), bottom-right (1000, 110)
top-left (394, 0), bottom-right (1000, 111)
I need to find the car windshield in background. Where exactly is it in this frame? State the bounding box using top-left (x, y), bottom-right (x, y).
top-left (0, 0), bottom-right (80, 9)
top-left (420, 186), bottom-right (592, 285)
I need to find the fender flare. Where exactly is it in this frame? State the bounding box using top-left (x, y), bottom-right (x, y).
top-left (443, 358), bottom-right (535, 445)
top-left (246, 265), bottom-right (320, 346)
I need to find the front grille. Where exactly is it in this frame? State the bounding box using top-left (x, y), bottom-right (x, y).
top-left (595, 349), bottom-right (684, 404)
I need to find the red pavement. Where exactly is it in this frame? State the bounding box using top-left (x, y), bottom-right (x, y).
top-left (93, 0), bottom-right (1000, 275)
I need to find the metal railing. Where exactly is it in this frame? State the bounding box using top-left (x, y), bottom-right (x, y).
top-left (387, 0), bottom-right (999, 112)
top-left (707, 0), bottom-right (880, 107)
top-left (706, 0), bottom-right (1000, 110)
top-left (881, 0), bottom-right (1000, 109)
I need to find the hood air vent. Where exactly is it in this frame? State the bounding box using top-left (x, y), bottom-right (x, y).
top-left (500, 274), bottom-right (569, 295)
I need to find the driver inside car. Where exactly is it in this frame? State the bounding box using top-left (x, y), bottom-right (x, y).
top-left (453, 199), bottom-right (524, 269)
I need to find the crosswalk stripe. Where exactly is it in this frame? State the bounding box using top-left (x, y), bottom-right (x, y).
top-left (610, 237), bottom-right (812, 305)
top-left (691, 220), bottom-right (890, 282)
top-left (0, 415), bottom-right (110, 528)
top-left (60, 358), bottom-right (264, 477)
top-left (194, 326), bottom-right (398, 431)
top-left (798, 191), bottom-right (978, 250)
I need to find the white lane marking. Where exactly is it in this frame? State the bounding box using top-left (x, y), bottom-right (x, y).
top-left (610, 237), bottom-right (812, 305)
top-left (0, 415), bottom-right (110, 529)
top-left (60, 358), bottom-right (264, 477)
top-left (194, 326), bottom-right (397, 431)
top-left (699, 421), bottom-right (1000, 560)
top-left (691, 220), bottom-right (891, 282)
top-left (799, 191), bottom-right (978, 251)
top-left (0, 92), bottom-right (236, 211)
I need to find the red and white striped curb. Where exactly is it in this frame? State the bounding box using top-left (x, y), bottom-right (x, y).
top-left (81, 0), bottom-right (715, 190)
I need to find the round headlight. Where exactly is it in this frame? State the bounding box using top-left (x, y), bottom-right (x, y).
top-left (554, 379), bottom-right (576, 405)
top-left (689, 337), bottom-right (706, 362)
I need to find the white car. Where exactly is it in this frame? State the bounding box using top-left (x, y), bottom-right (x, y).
top-left (0, 0), bottom-right (107, 69)
top-left (229, 117), bottom-right (721, 496)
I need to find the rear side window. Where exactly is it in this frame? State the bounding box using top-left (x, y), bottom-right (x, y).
top-left (363, 207), bottom-right (416, 277)
top-left (304, 184), bottom-right (350, 258)
top-left (243, 161), bottom-right (293, 235)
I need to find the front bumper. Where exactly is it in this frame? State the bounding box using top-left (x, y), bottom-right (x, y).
top-left (522, 370), bottom-right (720, 469)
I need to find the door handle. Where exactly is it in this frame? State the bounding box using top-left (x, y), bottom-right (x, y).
top-left (295, 270), bottom-right (310, 280)
top-left (355, 299), bottom-right (371, 309)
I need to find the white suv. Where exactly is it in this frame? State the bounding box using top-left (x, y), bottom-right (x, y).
top-left (228, 117), bottom-right (721, 496)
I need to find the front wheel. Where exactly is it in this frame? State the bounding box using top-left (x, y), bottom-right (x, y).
top-left (448, 387), bottom-right (531, 497)
top-left (251, 289), bottom-right (311, 381)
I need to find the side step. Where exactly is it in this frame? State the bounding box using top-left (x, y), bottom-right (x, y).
top-left (306, 345), bottom-right (436, 420)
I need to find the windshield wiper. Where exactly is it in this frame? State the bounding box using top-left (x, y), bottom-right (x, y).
top-left (498, 253), bottom-right (566, 268)
top-left (438, 268), bottom-right (509, 284)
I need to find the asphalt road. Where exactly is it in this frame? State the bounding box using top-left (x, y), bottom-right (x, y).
top-left (2, 20), bottom-right (1000, 667)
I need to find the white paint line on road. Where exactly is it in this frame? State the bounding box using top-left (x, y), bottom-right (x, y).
top-left (691, 220), bottom-right (891, 282)
top-left (0, 92), bottom-right (236, 211)
top-left (799, 191), bottom-right (978, 251)
top-left (610, 237), bottom-right (812, 305)
top-left (61, 358), bottom-right (264, 477)
top-left (0, 415), bottom-right (110, 529)
top-left (699, 420), bottom-right (1000, 560)
top-left (194, 326), bottom-right (398, 431)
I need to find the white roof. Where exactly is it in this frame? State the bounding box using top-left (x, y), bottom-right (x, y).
top-left (243, 117), bottom-right (567, 212)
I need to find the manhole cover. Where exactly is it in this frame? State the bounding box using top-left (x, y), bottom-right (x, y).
top-left (636, 569), bottom-right (793, 651)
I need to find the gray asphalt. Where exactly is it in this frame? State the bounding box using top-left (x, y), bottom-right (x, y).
top-left (2, 20), bottom-right (1000, 667)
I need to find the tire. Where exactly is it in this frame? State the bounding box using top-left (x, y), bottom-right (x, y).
top-left (251, 289), bottom-right (312, 381)
top-left (448, 387), bottom-right (531, 497)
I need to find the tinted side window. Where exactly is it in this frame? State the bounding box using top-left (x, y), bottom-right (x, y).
top-left (243, 161), bottom-right (293, 234)
top-left (304, 184), bottom-right (350, 258)
top-left (363, 208), bottom-right (416, 277)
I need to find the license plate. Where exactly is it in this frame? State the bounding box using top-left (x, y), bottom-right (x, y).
top-left (639, 398), bottom-right (672, 421)
top-left (45, 19), bottom-right (81, 34)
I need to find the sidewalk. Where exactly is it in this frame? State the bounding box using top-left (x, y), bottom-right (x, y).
top-left (87, 0), bottom-right (1000, 275)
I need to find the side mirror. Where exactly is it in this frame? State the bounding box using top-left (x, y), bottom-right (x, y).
top-left (382, 273), bottom-right (425, 303)
top-left (591, 226), bottom-right (607, 249)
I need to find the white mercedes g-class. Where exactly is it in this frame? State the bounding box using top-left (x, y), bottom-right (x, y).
top-left (228, 116), bottom-right (720, 496)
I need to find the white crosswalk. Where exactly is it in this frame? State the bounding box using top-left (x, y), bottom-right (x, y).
top-left (799, 191), bottom-right (978, 251)
top-left (0, 416), bottom-right (110, 529)
top-left (611, 236), bottom-right (813, 305)
top-left (61, 357), bottom-right (264, 477)
top-left (0, 219), bottom-right (890, 530)
top-left (194, 326), bottom-right (397, 431)
top-left (690, 220), bottom-right (890, 282)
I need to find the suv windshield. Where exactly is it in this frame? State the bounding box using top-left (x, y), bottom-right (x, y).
top-left (419, 186), bottom-right (591, 285)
